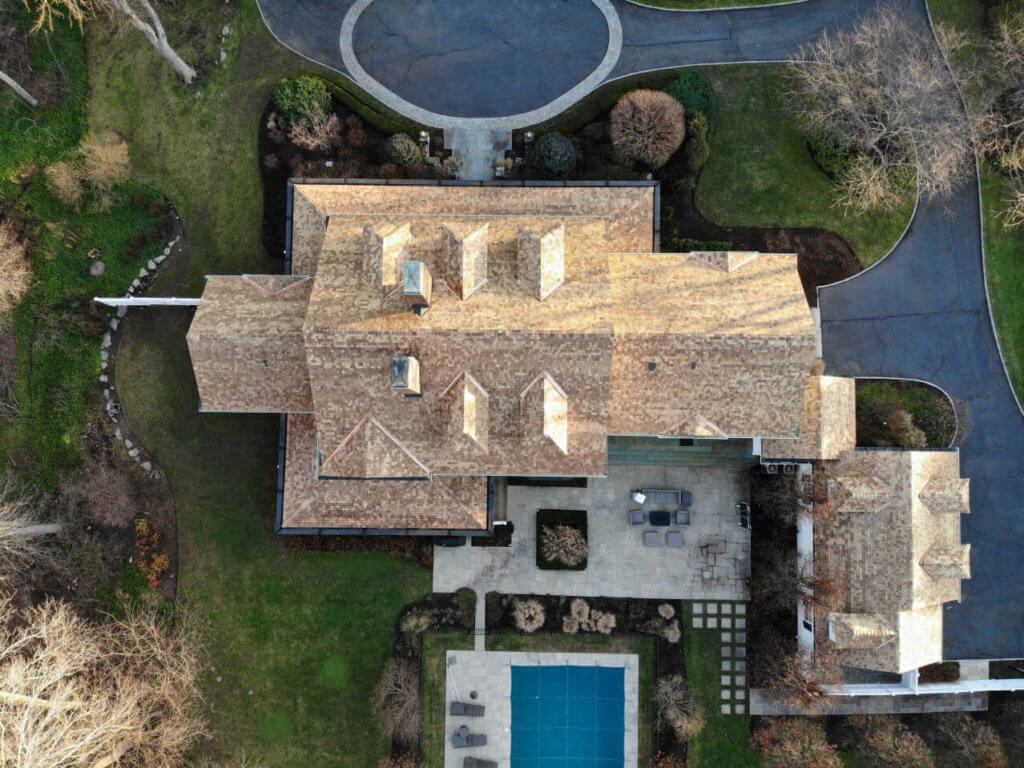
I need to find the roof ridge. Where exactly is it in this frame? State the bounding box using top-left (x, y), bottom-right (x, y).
top-left (320, 416), bottom-right (430, 478)
top-left (240, 275), bottom-right (309, 297)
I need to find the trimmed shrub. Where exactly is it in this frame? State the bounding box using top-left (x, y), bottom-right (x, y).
top-left (271, 77), bottom-right (331, 131)
top-left (512, 599), bottom-right (545, 633)
top-left (807, 123), bottom-right (856, 181)
top-left (530, 131), bottom-right (577, 176)
top-left (683, 111), bottom-right (711, 176)
top-left (665, 70), bottom-right (716, 120)
top-left (610, 90), bottom-right (685, 169)
top-left (383, 133), bottom-right (422, 166)
top-left (540, 524), bottom-right (588, 567)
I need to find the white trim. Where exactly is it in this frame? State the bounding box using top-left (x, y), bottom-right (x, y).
top-left (622, 0), bottom-right (806, 12)
top-left (338, 0), bottom-right (624, 131)
top-left (94, 297), bottom-right (200, 306)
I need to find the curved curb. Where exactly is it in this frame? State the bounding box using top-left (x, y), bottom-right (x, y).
top-left (622, 0), bottom-right (806, 13)
top-left (338, 0), bottom-right (624, 130)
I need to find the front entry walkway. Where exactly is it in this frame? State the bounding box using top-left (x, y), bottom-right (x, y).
top-left (434, 464), bottom-right (751, 601)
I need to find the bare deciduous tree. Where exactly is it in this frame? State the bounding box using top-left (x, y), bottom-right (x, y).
top-left (288, 111), bottom-right (344, 152)
top-left (26, 0), bottom-right (197, 83)
top-left (0, 597), bottom-right (205, 768)
top-left (789, 5), bottom-right (972, 208)
top-left (848, 714), bottom-right (935, 768)
top-left (763, 649), bottom-right (841, 713)
top-left (0, 474), bottom-right (59, 573)
top-left (751, 717), bottom-right (843, 768)
top-left (925, 712), bottom-right (1009, 768)
top-left (372, 657), bottom-right (420, 747)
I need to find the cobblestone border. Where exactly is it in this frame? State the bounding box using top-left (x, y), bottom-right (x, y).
top-left (337, 0), bottom-right (624, 130)
top-left (99, 221), bottom-right (185, 481)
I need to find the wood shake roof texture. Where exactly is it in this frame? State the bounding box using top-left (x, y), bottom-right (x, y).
top-left (187, 183), bottom-right (819, 531)
top-left (762, 375), bottom-right (857, 460)
top-left (816, 449), bottom-right (971, 673)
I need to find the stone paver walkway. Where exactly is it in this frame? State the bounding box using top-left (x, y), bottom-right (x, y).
top-left (691, 601), bottom-right (749, 715)
top-left (434, 464), bottom-right (751, 600)
top-left (444, 128), bottom-right (510, 180)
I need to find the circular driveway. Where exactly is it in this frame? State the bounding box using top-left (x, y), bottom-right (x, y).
top-left (343, 0), bottom-right (619, 126)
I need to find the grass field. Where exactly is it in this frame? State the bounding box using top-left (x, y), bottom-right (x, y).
top-left (695, 65), bottom-right (915, 268)
top-left (683, 605), bottom-right (762, 768)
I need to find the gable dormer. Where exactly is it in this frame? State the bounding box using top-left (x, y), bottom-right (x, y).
top-left (441, 222), bottom-right (488, 299)
top-left (517, 223), bottom-right (565, 300)
top-left (918, 477), bottom-right (970, 516)
top-left (441, 371), bottom-right (489, 452)
top-left (520, 372), bottom-right (569, 454)
top-left (363, 222), bottom-right (410, 297)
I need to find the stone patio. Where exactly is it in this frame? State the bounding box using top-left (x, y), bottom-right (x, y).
top-left (444, 650), bottom-right (640, 768)
top-left (434, 464), bottom-right (751, 600)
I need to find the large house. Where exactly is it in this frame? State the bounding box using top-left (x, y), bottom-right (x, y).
top-left (186, 181), bottom-right (817, 534)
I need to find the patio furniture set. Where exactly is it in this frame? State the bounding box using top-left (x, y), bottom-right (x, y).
top-left (449, 701), bottom-right (493, 767)
top-left (629, 488), bottom-right (692, 548)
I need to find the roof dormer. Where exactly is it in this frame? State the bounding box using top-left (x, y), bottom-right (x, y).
top-left (363, 222), bottom-right (410, 297)
top-left (441, 222), bottom-right (488, 299)
top-left (517, 223), bottom-right (564, 300)
top-left (520, 372), bottom-right (569, 454)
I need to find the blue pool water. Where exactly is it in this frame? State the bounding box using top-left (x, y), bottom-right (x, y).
top-left (510, 665), bottom-right (625, 768)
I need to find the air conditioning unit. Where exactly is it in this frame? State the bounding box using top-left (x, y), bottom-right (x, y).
top-left (766, 464), bottom-right (779, 474)
top-left (783, 464), bottom-right (796, 475)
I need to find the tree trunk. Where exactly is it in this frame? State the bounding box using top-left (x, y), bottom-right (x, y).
top-left (0, 69), bottom-right (38, 107)
top-left (0, 690), bottom-right (80, 710)
top-left (111, 0), bottom-right (197, 84)
top-left (6, 523), bottom-right (63, 537)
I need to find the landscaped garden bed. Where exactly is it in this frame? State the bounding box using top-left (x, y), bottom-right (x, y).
top-left (535, 508), bottom-right (589, 570)
top-left (855, 379), bottom-right (959, 449)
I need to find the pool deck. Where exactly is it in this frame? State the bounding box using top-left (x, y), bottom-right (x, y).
top-left (444, 650), bottom-right (639, 768)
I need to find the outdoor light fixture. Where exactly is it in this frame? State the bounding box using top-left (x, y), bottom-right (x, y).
top-left (525, 131), bottom-right (535, 143)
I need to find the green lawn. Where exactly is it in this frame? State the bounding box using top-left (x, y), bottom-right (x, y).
top-left (695, 65), bottom-right (915, 267)
top-left (683, 605), bottom-right (761, 768)
top-left (422, 631), bottom-right (476, 768)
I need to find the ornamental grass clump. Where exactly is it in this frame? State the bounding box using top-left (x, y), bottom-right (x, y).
top-left (540, 524), bottom-right (588, 567)
top-left (373, 657), bottom-right (421, 746)
top-left (654, 675), bottom-right (704, 741)
top-left (610, 90), bottom-right (685, 169)
top-left (513, 599), bottom-right (545, 633)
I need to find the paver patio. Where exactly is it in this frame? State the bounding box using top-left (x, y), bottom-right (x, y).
top-left (434, 464), bottom-right (751, 600)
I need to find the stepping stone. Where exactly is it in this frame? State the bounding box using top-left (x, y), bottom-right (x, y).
top-left (720, 675), bottom-right (731, 686)
top-left (734, 688), bottom-right (745, 700)
top-left (720, 603), bottom-right (732, 614)
top-left (692, 617), bottom-right (704, 628)
top-left (721, 632), bottom-right (732, 643)
top-left (735, 675), bottom-right (746, 687)
top-left (692, 602), bottom-right (704, 614)
top-left (734, 661), bottom-right (746, 672)
top-left (735, 704), bottom-right (745, 715)
top-left (706, 603), bottom-right (718, 614)
top-left (721, 661), bottom-right (732, 672)
top-left (706, 617), bottom-right (718, 628)
top-left (721, 689), bottom-right (731, 700)
top-left (721, 617), bottom-right (732, 628)
top-left (721, 704), bottom-right (731, 715)
top-left (735, 604), bottom-right (746, 615)
top-left (721, 646), bottom-right (732, 658)
top-left (735, 618), bottom-right (746, 629)
top-left (735, 632), bottom-right (746, 644)
top-left (735, 647), bottom-right (746, 658)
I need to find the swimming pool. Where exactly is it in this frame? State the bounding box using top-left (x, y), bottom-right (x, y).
top-left (510, 665), bottom-right (625, 768)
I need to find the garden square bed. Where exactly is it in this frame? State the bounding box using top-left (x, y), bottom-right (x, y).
top-left (536, 509), bottom-right (588, 570)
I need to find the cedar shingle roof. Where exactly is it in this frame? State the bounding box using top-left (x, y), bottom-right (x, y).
top-left (816, 450), bottom-right (972, 673)
top-left (188, 183), bottom-right (819, 531)
top-left (762, 375), bottom-right (857, 460)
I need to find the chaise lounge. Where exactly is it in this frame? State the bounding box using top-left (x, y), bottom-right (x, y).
top-left (452, 733), bottom-right (488, 748)
top-left (449, 701), bottom-right (485, 716)
top-left (464, 759), bottom-right (497, 768)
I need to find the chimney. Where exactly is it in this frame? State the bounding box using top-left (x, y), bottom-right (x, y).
top-left (391, 355), bottom-right (421, 396)
top-left (517, 223), bottom-right (565, 300)
top-left (403, 260), bottom-right (432, 313)
top-left (363, 222), bottom-right (410, 296)
top-left (441, 222), bottom-right (488, 299)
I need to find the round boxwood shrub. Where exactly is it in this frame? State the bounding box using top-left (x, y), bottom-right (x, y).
top-left (806, 123), bottom-right (856, 181)
top-left (531, 132), bottom-right (577, 176)
top-left (383, 133), bottom-right (422, 166)
top-left (271, 76), bottom-right (331, 131)
top-left (610, 90), bottom-right (685, 170)
top-left (665, 71), bottom-right (716, 121)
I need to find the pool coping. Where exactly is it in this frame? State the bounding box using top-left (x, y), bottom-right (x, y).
top-left (445, 650), bottom-right (640, 768)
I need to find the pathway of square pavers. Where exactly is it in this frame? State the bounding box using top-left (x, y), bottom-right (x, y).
top-left (691, 600), bottom-right (748, 715)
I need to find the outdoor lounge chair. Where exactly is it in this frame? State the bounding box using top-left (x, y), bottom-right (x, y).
top-left (464, 759), bottom-right (498, 768)
top-left (666, 531), bottom-right (684, 547)
top-left (628, 509), bottom-right (645, 525)
top-left (643, 531), bottom-right (662, 547)
top-left (450, 701), bottom-right (485, 717)
top-left (675, 510), bottom-right (691, 526)
top-left (452, 733), bottom-right (487, 748)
